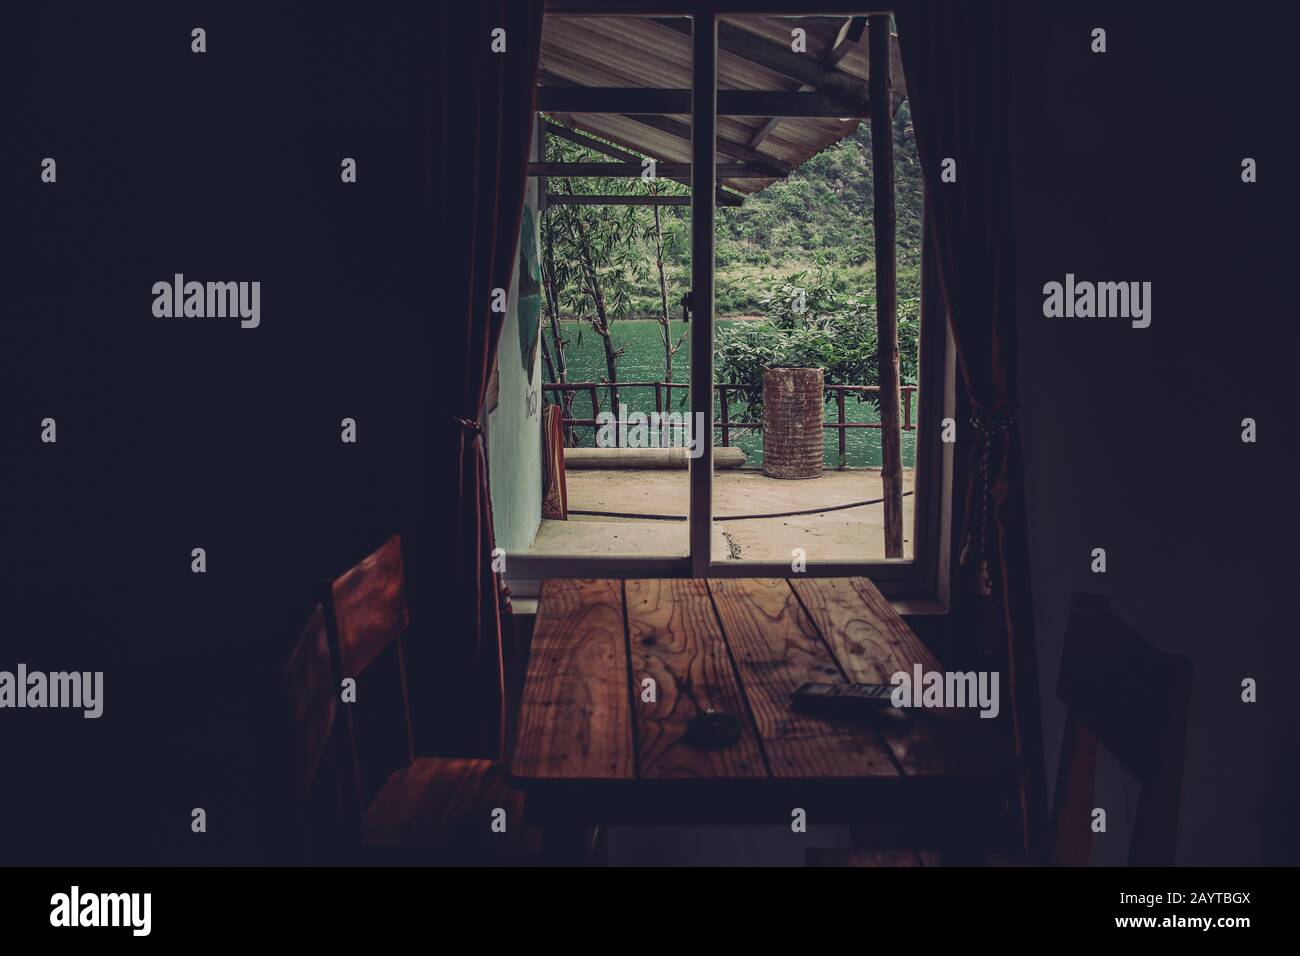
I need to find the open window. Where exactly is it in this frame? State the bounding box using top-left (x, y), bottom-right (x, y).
top-left (486, 9), bottom-right (955, 602)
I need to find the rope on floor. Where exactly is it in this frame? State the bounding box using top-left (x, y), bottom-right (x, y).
top-left (566, 489), bottom-right (915, 523)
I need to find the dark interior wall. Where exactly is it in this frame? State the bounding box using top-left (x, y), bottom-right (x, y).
top-left (1010, 1), bottom-right (1298, 863)
top-left (3, 1), bottom-right (1295, 867)
top-left (3, 2), bottom-right (444, 863)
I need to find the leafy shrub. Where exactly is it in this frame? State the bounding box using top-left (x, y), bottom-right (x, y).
top-left (715, 261), bottom-right (920, 416)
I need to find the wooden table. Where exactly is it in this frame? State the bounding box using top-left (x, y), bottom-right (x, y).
top-left (510, 577), bottom-right (1004, 852)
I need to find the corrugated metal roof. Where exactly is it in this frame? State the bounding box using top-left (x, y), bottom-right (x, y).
top-left (539, 15), bottom-right (906, 197)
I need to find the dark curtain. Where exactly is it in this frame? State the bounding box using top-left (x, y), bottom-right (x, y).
top-left (894, 0), bottom-right (1048, 855)
top-left (415, 0), bottom-right (542, 759)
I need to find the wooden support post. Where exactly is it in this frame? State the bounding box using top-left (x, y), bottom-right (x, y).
top-left (870, 15), bottom-right (903, 558)
top-left (536, 114), bottom-right (548, 216)
top-left (690, 13), bottom-right (716, 576)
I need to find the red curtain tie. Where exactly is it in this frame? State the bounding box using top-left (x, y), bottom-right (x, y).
top-left (961, 406), bottom-right (1019, 596)
top-left (452, 414), bottom-right (483, 438)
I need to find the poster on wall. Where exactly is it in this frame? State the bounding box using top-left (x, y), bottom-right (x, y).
top-left (516, 205), bottom-right (542, 385)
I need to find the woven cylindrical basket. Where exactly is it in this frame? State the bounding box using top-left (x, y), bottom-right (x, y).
top-left (761, 366), bottom-right (824, 479)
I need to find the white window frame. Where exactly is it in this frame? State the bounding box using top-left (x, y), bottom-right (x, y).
top-left (505, 5), bottom-right (955, 604)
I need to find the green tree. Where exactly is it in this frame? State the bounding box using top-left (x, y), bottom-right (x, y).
top-left (540, 127), bottom-right (692, 414)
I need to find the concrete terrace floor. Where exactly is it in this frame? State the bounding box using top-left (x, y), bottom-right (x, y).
top-left (529, 467), bottom-right (916, 563)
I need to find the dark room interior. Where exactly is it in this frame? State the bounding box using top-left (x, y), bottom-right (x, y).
top-left (2, 0), bottom-right (1295, 936)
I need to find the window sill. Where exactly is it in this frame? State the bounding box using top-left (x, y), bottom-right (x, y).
top-left (507, 593), bottom-right (949, 620)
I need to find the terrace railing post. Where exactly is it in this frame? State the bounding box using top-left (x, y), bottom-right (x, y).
top-left (720, 386), bottom-right (730, 447)
top-left (676, 379), bottom-right (686, 442)
top-left (836, 387), bottom-right (846, 468)
top-left (590, 385), bottom-right (600, 447)
top-left (548, 379), bottom-right (803, 453)
top-left (904, 385), bottom-right (914, 431)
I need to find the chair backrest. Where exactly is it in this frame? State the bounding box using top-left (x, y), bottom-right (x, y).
top-left (283, 602), bottom-right (337, 801)
top-left (320, 535), bottom-right (416, 814)
top-left (280, 600), bottom-right (351, 860)
top-left (324, 534), bottom-right (411, 676)
top-left (1051, 593), bottom-right (1193, 866)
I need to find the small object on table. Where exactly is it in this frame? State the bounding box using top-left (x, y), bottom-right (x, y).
top-left (684, 708), bottom-right (743, 748)
top-left (790, 681), bottom-right (902, 719)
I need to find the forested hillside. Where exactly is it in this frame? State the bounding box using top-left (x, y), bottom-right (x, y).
top-left (541, 101), bottom-right (924, 319)
top-left (712, 99), bottom-right (925, 311)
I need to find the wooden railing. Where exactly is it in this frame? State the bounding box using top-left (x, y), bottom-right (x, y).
top-left (542, 381), bottom-right (917, 461)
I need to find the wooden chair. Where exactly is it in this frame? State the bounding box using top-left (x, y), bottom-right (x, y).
top-left (541, 404), bottom-right (568, 519)
top-left (1048, 592), bottom-right (1193, 866)
top-left (807, 593), bottom-right (1193, 867)
top-left (283, 535), bottom-right (535, 863)
top-left (279, 601), bottom-right (351, 863)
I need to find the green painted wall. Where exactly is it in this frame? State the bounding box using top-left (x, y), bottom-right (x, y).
top-left (486, 138), bottom-right (543, 554)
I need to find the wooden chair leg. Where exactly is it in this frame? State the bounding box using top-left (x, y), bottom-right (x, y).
top-left (541, 825), bottom-right (603, 866)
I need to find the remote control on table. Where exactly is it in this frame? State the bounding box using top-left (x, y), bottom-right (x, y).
top-left (790, 681), bottom-right (898, 717)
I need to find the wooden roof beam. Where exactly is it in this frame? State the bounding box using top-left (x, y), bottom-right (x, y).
top-left (826, 16), bottom-right (869, 67)
top-left (652, 18), bottom-right (871, 102)
top-left (549, 194), bottom-right (692, 206)
top-left (540, 73), bottom-right (794, 177)
top-left (543, 118), bottom-right (641, 162)
top-left (548, 192), bottom-right (744, 207)
top-left (545, 2), bottom-right (890, 15)
top-left (746, 16), bottom-right (867, 150)
top-left (540, 119), bottom-right (748, 204)
top-left (536, 86), bottom-right (869, 118)
top-left (625, 113), bottom-right (791, 177)
top-left (529, 161), bottom-right (771, 178)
